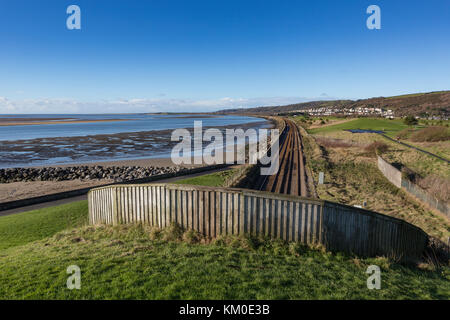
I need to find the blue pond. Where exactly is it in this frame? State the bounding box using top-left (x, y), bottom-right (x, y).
top-left (346, 129), bottom-right (385, 134)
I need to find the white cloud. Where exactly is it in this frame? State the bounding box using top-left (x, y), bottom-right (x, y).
top-left (0, 96), bottom-right (335, 114)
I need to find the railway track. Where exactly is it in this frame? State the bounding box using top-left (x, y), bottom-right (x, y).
top-left (255, 118), bottom-right (310, 197)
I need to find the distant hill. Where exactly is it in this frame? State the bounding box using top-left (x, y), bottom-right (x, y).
top-left (217, 91), bottom-right (450, 117)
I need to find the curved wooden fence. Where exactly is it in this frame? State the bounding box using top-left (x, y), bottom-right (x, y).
top-left (88, 183), bottom-right (428, 262)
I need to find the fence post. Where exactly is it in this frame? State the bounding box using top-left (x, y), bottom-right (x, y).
top-left (319, 172), bottom-right (324, 184)
top-left (112, 188), bottom-right (119, 225)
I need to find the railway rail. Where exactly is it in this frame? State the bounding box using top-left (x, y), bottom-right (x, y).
top-left (255, 118), bottom-right (310, 197)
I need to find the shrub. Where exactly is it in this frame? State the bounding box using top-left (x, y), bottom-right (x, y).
top-left (403, 115), bottom-right (418, 126)
top-left (161, 222), bottom-right (184, 242)
top-left (409, 126), bottom-right (450, 142)
top-left (149, 227), bottom-right (163, 240)
top-left (315, 137), bottom-right (357, 148)
top-left (395, 128), bottom-right (413, 140)
top-left (182, 229), bottom-right (203, 244)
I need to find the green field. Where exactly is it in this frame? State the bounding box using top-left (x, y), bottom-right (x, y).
top-left (0, 223), bottom-right (448, 299)
top-left (308, 118), bottom-right (418, 137)
top-left (0, 201), bottom-right (88, 250)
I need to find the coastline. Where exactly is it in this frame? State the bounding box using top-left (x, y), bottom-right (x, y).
top-left (0, 119), bottom-right (273, 168)
top-left (0, 116), bottom-right (275, 202)
top-left (27, 156), bottom-right (202, 169)
top-left (0, 156), bottom-right (205, 203)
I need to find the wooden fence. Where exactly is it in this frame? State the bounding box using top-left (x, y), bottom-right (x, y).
top-left (88, 183), bottom-right (428, 262)
top-left (377, 156), bottom-right (449, 219)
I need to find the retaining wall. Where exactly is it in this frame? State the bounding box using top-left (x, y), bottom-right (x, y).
top-left (88, 183), bottom-right (428, 262)
top-left (377, 156), bottom-right (402, 188)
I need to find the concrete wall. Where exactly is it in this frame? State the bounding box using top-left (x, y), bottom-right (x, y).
top-left (377, 156), bottom-right (402, 188)
top-left (377, 156), bottom-right (449, 219)
top-left (88, 183), bottom-right (428, 262)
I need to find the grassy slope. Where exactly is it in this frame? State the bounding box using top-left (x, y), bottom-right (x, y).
top-left (0, 171), bottom-right (232, 251)
top-left (307, 118), bottom-right (449, 178)
top-left (297, 120), bottom-right (450, 241)
top-left (174, 169), bottom-right (236, 187)
top-left (386, 91), bottom-right (448, 99)
top-left (0, 224), bottom-right (448, 299)
top-left (0, 170), bottom-right (448, 299)
top-left (316, 158), bottom-right (449, 241)
top-left (0, 201), bottom-right (88, 250)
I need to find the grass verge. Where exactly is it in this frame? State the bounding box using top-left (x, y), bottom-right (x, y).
top-left (0, 223), bottom-right (448, 299)
top-left (308, 118), bottom-right (413, 137)
top-left (300, 131), bottom-right (450, 242)
top-left (174, 169), bottom-right (237, 187)
top-left (0, 200), bottom-right (88, 250)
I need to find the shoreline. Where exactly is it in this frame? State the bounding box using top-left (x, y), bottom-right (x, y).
top-left (26, 156), bottom-right (202, 169)
top-left (0, 119), bottom-right (274, 168)
top-left (0, 157), bottom-right (205, 203)
top-left (0, 116), bottom-right (276, 203)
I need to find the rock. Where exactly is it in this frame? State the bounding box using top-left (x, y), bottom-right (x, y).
top-left (0, 164), bottom-right (188, 184)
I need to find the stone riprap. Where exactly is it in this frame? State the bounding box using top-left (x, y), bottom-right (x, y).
top-left (0, 165), bottom-right (186, 183)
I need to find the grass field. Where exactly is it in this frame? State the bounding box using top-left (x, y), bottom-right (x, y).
top-left (0, 224), bottom-right (448, 299)
top-left (308, 118), bottom-right (415, 137)
top-left (0, 201), bottom-right (88, 250)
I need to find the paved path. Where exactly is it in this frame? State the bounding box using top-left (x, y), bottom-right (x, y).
top-left (0, 166), bottom-right (231, 217)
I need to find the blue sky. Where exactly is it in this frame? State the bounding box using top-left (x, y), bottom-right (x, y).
top-left (0, 0), bottom-right (449, 113)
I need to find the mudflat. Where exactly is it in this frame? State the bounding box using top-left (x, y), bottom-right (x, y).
top-left (0, 120), bottom-right (270, 167)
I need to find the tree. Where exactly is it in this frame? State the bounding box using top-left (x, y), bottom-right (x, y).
top-left (403, 115), bottom-right (418, 126)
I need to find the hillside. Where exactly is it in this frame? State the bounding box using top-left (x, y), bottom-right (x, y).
top-left (1, 222), bottom-right (449, 299)
top-left (219, 91), bottom-right (450, 117)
